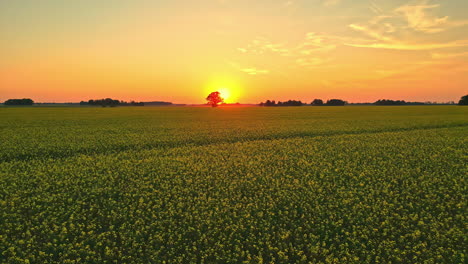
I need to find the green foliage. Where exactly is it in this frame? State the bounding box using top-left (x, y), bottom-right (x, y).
top-left (0, 106), bottom-right (467, 263)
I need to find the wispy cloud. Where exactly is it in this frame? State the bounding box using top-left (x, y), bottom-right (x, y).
top-left (395, 0), bottom-right (461, 33)
top-left (297, 32), bottom-right (337, 54)
top-left (227, 61), bottom-right (270, 75)
top-left (348, 24), bottom-right (394, 42)
top-left (239, 37), bottom-right (291, 56)
top-left (241, 68), bottom-right (269, 75)
top-left (323, 0), bottom-right (341, 7)
top-left (237, 33), bottom-right (336, 71)
top-left (369, 0), bottom-right (383, 15)
top-left (284, 1), bottom-right (294, 7)
top-left (346, 40), bottom-right (468, 50)
top-left (395, 1), bottom-right (449, 33)
top-left (296, 57), bottom-right (326, 67)
top-left (347, 0), bottom-right (468, 50)
top-left (431, 51), bottom-right (468, 59)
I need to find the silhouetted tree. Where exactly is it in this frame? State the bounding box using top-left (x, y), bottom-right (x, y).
top-left (285, 100), bottom-right (303, 106)
top-left (458, 95), bottom-right (468, 105)
top-left (374, 99), bottom-right (406, 105)
top-left (311, 99), bottom-right (323, 106)
top-left (4, 98), bottom-right (34, 105)
top-left (326, 99), bottom-right (346, 106)
top-left (259, 99), bottom-right (303, 106)
top-left (87, 98), bottom-right (120, 107)
top-left (374, 99), bottom-right (426, 105)
top-left (206, 91), bottom-right (224, 107)
top-left (263, 100), bottom-right (276, 106)
top-left (84, 98), bottom-right (144, 107)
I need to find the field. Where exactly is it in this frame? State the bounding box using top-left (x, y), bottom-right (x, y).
top-left (0, 106), bottom-right (467, 263)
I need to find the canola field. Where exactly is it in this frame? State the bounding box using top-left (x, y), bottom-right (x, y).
top-left (0, 106), bottom-right (467, 263)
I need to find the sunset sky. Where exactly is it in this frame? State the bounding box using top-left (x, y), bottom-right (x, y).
top-left (1, 0), bottom-right (467, 103)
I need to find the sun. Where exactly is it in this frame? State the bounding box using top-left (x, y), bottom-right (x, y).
top-left (218, 88), bottom-right (231, 102)
top-left (204, 77), bottom-right (242, 104)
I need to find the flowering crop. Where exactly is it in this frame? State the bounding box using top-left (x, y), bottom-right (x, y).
top-left (0, 106), bottom-right (466, 263)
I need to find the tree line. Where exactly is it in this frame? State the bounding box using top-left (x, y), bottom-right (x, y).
top-left (4, 98), bottom-right (34, 105)
top-left (260, 99), bottom-right (346, 106)
top-left (374, 99), bottom-right (425, 105)
top-left (79, 98), bottom-right (144, 107)
top-left (259, 96), bottom-right (468, 106)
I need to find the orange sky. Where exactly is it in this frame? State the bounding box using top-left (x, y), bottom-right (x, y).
top-left (1, 0), bottom-right (467, 103)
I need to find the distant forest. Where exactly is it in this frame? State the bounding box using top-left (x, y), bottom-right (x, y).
top-left (260, 99), bottom-right (346, 106)
top-left (259, 98), bottom-right (465, 106)
top-left (4, 98), bottom-right (34, 105)
top-left (80, 99), bottom-right (145, 107)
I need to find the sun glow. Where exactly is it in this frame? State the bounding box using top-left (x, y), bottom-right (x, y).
top-left (218, 88), bottom-right (231, 102)
top-left (204, 77), bottom-right (242, 104)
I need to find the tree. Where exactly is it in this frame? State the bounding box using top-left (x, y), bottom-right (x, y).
top-left (311, 99), bottom-right (323, 106)
top-left (87, 98), bottom-right (120, 107)
top-left (206, 91), bottom-right (224, 107)
top-left (326, 99), bottom-right (346, 106)
top-left (374, 99), bottom-right (406, 105)
top-left (459, 95), bottom-right (468, 105)
top-left (4, 98), bottom-right (34, 105)
top-left (259, 100), bottom-right (302, 106)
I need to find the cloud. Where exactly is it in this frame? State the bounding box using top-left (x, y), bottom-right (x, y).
top-left (346, 0), bottom-right (468, 50)
top-left (323, 0), bottom-right (341, 7)
top-left (345, 40), bottom-right (468, 51)
top-left (348, 22), bottom-right (468, 50)
top-left (431, 51), bottom-right (468, 59)
top-left (369, 0), bottom-right (383, 15)
top-left (296, 57), bottom-right (325, 67)
top-left (396, 1), bottom-right (448, 33)
top-left (348, 24), bottom-right (394, 42)
top-left (297, 32), bottom-right (337, 54)
top-left (396, 0), bottom-right (468, 33)
top-left (241, 68), bottom-right (269, 75)
top-left (284, 1), bottom-right (294, 7)
top-left (228, 61), bottom-right (269, 75)
top-left (240, 37), bottom-right (291, 56)
top-left (237, 33), bottom-right (336, 70)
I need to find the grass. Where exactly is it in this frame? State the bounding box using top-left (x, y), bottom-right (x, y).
top-left (0, 106), bottom-right (467, 263)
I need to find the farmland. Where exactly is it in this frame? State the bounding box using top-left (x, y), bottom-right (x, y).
top-left (0, 106), bottom-right (467, 263)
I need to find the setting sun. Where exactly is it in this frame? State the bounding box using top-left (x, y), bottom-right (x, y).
top-left (218, 88), bottom-right (231, 102)
top-left (204, 77), bottom-right (242, 104)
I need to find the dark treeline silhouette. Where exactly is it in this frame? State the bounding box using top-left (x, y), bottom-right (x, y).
top-left (260, 100), bottom-right (304, 106)
top-left (80, 98), bottom-right (144, 107)
top-left (326, 99), bottom-right (346, 106)
top-left (311, 99), bottom-right (324, 106)
top-left (260, 99), bottom-right (347, 106)
top-left (459, 95), bottom-right (468, 105)
top-left (310, 99), bottom-right (349, 106)
top-left (309, 99), bottom-right (347, 106)
top-left (4, 98), bottom-right (34, 105)
top-left (374, 99), bottom-right (425, 105)
top-left (144, 101), bottom-right (173, 106)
